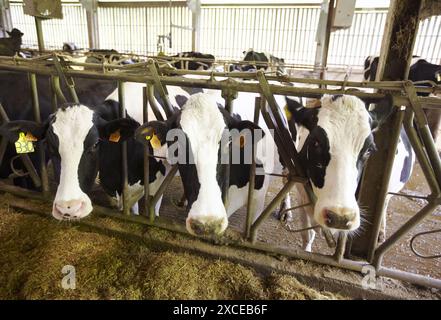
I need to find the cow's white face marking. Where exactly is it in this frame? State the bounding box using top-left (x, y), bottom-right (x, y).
top-left (52, 105), bottom-right (95, 220)
top-left (312, 95), bottom-right (371, 231)
top-left (179, 93), bottom-right (228, 235)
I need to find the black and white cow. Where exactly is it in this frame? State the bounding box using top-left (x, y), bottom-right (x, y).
top-left (135, 93), bottom-right (269, 235)
top-left (170, 52), bottom-right (215, 71)
top-left (364, 55), bottom-right (441, 139)
top-left (0, 77), bottom-right (190, 219)
top-left (363, 55), bottom-right (441, 87)
top-left (284, 95), bottom-right (414, 250)
top-left (240, 49), bottom-right (286, 75)
top-left (0, 71), bottom-right (117, 189)
top-left (0, 97), bottom-right (167, 219)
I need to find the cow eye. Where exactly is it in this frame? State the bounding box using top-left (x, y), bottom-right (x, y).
top-left (316, 163), bottom-right (324, 169)
top-left (365, 147), bottom-right (374, 157)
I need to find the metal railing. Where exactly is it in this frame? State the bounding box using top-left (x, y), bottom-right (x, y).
top-left (7, 1), bottom-right (441, 68)
top-left (0, 53), bottom-right (440, 289)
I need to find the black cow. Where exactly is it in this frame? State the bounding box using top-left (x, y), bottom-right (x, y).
top-left (170, 52), bottom-right (215, 70)
top-left (240, 49), bottom-right (286, 75)
top-left (0, 28), bottom-right (24, 56)
top-left (364, 55), bottom-right (441, 139)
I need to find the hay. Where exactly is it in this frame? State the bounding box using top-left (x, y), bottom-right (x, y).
top-left (0, 194), bottom-right (345, 300)
top-left (267, 274), bottom-right (343, 300)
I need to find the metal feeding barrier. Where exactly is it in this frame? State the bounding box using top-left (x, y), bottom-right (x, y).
top-left (0, 52), bottom-right (441, 289)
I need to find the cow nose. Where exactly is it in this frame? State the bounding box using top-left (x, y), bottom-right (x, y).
top-left (186, 217), bottom-right (228, 236)
top-left (323, 208), bottom-right (357, 230)
top-left (55, 200), bottom-right (84, 219)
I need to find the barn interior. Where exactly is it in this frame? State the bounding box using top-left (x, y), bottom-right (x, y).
top-left (0, 0), bottom-right (440, 300)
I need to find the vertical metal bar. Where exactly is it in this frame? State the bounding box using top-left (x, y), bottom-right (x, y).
top-left (0, 0), bottom-right (13, 33)
top-left (86, 1), bottom-right (100, 49)
top-left (29, 73), bottom-right (49, 196)
top-left (366, 108), bottom-right (406, 262)
top-left (118, 81), bottom-right (130, 216)
top-left (319, 0), bottom-right (335, 83)
top-left (142, 86), bottom-right (153, 221)
top-left (245, 97), bottom-right (261, 238)
top-left (51, 75), bottom-right (67, 104)
top-left (49, 76), bottom-right (58, 113)
top-left (34, 16), bottom-right (45, 52)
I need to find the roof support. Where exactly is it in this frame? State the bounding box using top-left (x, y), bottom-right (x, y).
top-left (0, 0), bottom-right (12, 37)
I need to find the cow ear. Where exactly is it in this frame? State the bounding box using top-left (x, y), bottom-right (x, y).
top-left (135, 121), bottom-right (170, 149)
top-left (174, 95), bottom-right (188, 108)
top-left (365, 94), bottom-right (394, 131)
top-left (0, 120), bottom-right (48, 143)
top-left (98, 118), bottom-right (140, 143)
top-left (285, 97), bottom-right (318, 131)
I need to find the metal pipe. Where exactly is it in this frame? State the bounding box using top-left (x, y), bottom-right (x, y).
top-left (34, 17), bottom-right (44, 53)
top-left (50, 75), bottom-right (67, 104)
top-left (319, 0), bottom-right (335, 83)
top-left (1, 61), bottom-right (438, 106)
top-left (118, 81), bottom-right (130, 215)
top-left (146, 59), bottom-right (174, 118)
top-left (367, 109), bottom-right (406, 262)
top-left (245, 97), bottom-right (261, 238)
top-left (29, 73), bottom-right (49, 196)
top-left (151, 164), bottom-right (179, 207)
top-left (250, 179), bottom-right (296, 242)
top-left (142, 86), bottom-right (152, 221)
top-left (49, 76), bottom-right (58, 113)
top-left (373, 200), bottom-right (440, 269)
top-left (147, 84), bottom-right (165, 121)
top-left (404, 82), bottom-right (441, 188)
top-left (403, 109), bottom-right (440, 195)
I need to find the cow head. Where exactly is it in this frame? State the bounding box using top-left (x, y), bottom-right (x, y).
top-left (136, 93), bottom-right (263, 236)
top-left (0, 102), bottom-right (139, 220)
top-left (241, 49), bottom-right (269, 72)
top-left (285, 94), bottom-right (388, 232)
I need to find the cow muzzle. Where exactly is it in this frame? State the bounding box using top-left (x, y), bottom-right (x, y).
top-left (320, 207), bottom-right (359, 231)
top-left (52, 198), bottom-right (92, 220)
top-left (186, 216), bottom-right (228, 236)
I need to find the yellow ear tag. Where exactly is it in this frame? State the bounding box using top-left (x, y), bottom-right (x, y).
top-left (15, 132), bottom-right (35, 154)
top-left (284, 105), bottom-right (292, 121)
top-left (437, 73), bottom-right (441, 82)
top-left (150, 134), bottom-right (161, 149)
top-left (109, 129), bottom-right (121, 143)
